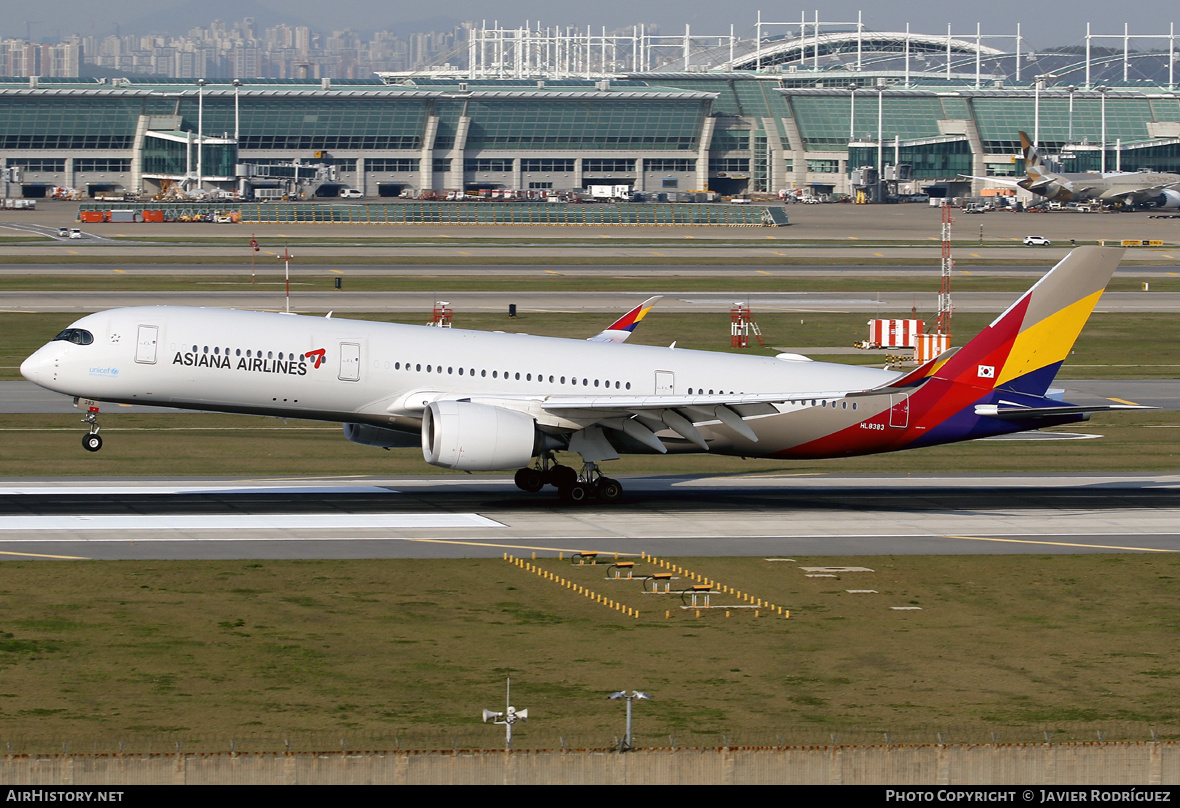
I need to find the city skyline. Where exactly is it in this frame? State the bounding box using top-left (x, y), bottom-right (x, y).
top-left (2, 0), bottom-right (1180, 50)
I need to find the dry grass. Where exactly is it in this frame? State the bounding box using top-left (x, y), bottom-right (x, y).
top-left (0, 555), bottom-right (1178, 752)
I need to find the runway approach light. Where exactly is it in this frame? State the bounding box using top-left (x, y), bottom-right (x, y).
top-left (608, 690), bottom-right (651, 752)
top-left (482, 678), bottom-right (527, 750)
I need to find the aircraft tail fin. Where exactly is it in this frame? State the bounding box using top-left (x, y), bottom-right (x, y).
top-left (1019, 130), bottom-right (1060, 176)
top-left (929, 246), bottom-right (1123, 397)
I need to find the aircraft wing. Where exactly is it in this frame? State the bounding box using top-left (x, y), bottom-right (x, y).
top-left (586, 296), bottom-right (662, 343)
top-left (958, 175), bottom-right (1022, 187)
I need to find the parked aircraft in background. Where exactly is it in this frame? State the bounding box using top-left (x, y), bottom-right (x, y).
top-left (969, 131), bottom-right (1180, 208)
top-left (21, 248), bottom-right (1147, 503)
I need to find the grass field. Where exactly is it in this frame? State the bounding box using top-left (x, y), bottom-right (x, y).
top-left (1, 554), bottom-right (1179, 753)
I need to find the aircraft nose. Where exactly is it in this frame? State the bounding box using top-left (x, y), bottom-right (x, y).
top-left (20, 346), bottom-right (54, 386)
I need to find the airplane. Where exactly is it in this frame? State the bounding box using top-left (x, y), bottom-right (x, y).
top-left (965, 131), bottom-right (1180, 209)
top-left (20, 247), bottom-right (1150, 504)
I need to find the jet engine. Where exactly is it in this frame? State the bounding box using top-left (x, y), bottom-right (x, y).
top-left (1153, 189), bottom-right (1180, 209)
top-left (343, 422), bottom-right (421, 448)
top-left (421, 400), bottom-right (538, 471)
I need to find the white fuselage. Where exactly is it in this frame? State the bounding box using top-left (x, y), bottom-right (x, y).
top-left (21, 306), bottom-right (901, 459)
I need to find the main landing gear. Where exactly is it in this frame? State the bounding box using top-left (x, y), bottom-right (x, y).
top-left (81, 405), bottom-right (103, 452)
top-left (513, 455), bottom-right (622, 504)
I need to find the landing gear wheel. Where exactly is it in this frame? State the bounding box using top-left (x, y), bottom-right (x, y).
top-left (559, 482), bottom-right (591, 504)
top-left (595, 477), bottom-right (623, 503)
top-left (82, 433), bottom-right (102, 452)
top-left (547, 464), bottom-right (578, 489)
top-left (514, 467), bottom-right (545, 492)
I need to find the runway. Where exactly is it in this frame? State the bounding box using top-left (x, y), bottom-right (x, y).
top-left (6, 289), bottom-right (1180, 314)
top-left (0, 473), bottom-right (1177, 560)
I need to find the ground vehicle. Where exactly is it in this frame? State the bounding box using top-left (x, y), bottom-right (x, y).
top-left (57, 227), bottom-right (68, 237)
top-left (68, 228), bottom-right (83, 239)
top-left (338, 189), bottom-right (363, 199)
top-left (1023, 235), bottom-right (1051, 246)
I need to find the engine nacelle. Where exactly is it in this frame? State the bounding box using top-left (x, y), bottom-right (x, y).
top-left (343, 422), bottom-right (420, 448)
top-left (1154, 189), bottom-right (1180, 209)
top-left (421, 400), bottom-right (538, 471)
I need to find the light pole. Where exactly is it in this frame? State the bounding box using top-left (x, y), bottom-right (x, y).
top-left (195, 79), bottom-right (207, 193)
top-left (1065, 85), bottom-right (1077, 145)
top-left (1033, 75), bottom-right (1045, 147)
top-left (848, 84), bottom-right (857, 141)
top-left (232, 79), bottom-right (242, 143)
top-left (609, 690), bottom-right (651, 752)
top-left (1096, 85), bottom-right (1108, 173)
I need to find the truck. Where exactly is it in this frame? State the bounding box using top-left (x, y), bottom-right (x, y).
top-left (588, 184), bottom-right (633, 202)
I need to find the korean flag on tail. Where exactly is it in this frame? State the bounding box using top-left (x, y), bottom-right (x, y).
top-left (977, 364), bottom-right (996, 379)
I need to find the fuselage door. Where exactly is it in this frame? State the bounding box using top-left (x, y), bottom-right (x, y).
top-left (338, 342), bottom-right (361, 382)
top-left (655, 370), bottom-right (674, 395)
top-left (135, 325), bottom-right (159, 364)
top-left (888, 394), bottom-right (909, 429)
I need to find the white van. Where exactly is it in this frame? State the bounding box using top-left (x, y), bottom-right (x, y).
top-left (339, 189), bottom-right (363, 199)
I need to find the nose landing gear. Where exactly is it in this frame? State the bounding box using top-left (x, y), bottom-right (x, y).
top-left (81, 405), bottom-right (102, 452)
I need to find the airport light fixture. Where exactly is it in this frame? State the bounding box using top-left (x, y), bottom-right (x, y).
top-left (1096, 85), bottom-right (1109, 173)
top-left (232, 79), bottom-right (243, 143)
top-left (481, 678), bottom-right (527, 751)
top-left (195, 79), bottom-right (208, 192)
top-left (608, 690), bottom-right (651, 752)
top-left (847, 84), bottom-right (857, 141)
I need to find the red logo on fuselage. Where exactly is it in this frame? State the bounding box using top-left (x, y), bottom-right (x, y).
top-left (304, 348), bottom-right (327, 369)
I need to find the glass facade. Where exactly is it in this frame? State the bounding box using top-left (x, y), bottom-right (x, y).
top-left (463, 98), bottom-right (704, 150)
top-left (849, 138), bottom-right (971, 179)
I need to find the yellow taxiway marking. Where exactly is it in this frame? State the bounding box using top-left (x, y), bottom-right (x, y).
top-left (947, 535), bottom-right (1174, 553)
top-left (600, 234), bottom-right (611, 238)
top-left (1108, 397), bottom-right (1141, 406)
top-left (773, 253), bottom-right (787, 257)
top-left (0, 550), bottom-right (89, 560)
top-left (970, 253), bottom-right (981, 258)
top-left (685, 235), bottom-right (694, 239)
top-left (330, 269), bottom-right (342, 274)
top-left (405, 538), bottom-right (640, 556)
top-left (960, 270), bottom-right (972, 274)
top-left (1168, 271), bottom-right (1179, 275)
top-left (848, 236), bottom-right (858, 240)
top-left (757, 269), bottom-right (773, 274)
top-left (67, 250), bottom-right (78, 255)
top-left (650, 251), bottom-right (664, 256)
top-left (873, 252), bottom-right (884, 257)
top-left (545, 270), bottom-right (560, 274)
top-left (457, 251), bottom-right (471, 255)
top-left (114, 269), bottom-right (126, 273)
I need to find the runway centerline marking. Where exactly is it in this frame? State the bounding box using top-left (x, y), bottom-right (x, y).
top-left (404, 538), bottom-right (639, 555)
top-left (945, 535), bottom-right (1175, 553)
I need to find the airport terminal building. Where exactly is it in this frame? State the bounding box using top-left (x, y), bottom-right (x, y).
top-left (5, 28), bottom-right (1180, 201)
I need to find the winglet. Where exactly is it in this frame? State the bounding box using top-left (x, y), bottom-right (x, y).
top-left (588, 296), bottom-right (662, 344)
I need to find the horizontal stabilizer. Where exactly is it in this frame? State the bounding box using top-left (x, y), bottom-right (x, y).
top-left (974, 403), bottom-right (1156, 419)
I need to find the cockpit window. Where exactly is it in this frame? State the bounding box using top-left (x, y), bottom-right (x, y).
top-left (52, 328), bottom-right (94, 345)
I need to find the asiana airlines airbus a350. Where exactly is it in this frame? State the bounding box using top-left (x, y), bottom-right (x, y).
top-left (20, 246), bottom-right (1148, 503)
